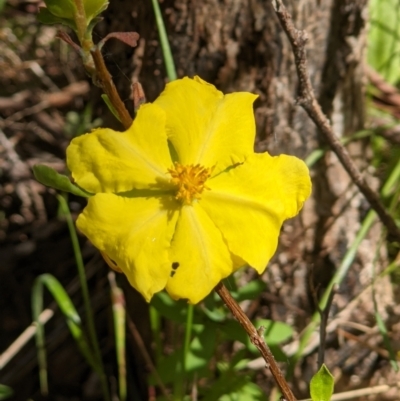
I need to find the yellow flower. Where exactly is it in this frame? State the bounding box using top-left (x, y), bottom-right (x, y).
top-left (66, 76), bottom-right (311, 304)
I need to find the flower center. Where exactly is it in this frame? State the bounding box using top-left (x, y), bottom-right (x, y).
top-left (168, 162), bottom-right (214, 204)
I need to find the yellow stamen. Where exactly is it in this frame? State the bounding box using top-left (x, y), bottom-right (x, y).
top-left (168, 162), bottom-right (214, 204)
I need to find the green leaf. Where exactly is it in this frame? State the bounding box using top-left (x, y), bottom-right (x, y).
top-left (185, 325), bottom-right (216, 371)
top-left (37, 7), bottom-right (78, 30)
top-left (149, 326), bottom-right (216, 385)
top-left (310, 364), bottom-right (334, 401)
top-left (0, 385), bottom-right (13, 401)
top-left (202, 372), bottom-right (267, 401)
top-left (32, 274), bottom-right (99, 394)
top-left (33, 164), bottom-right (92, 197)
top-left (234, 279), bottom-right (266, 302)
top-left (83, 0), bottom-right (109, 22)
top-left (150, 292), bottom-right (187, 323)
top-left (42, 0), bottom-right (76, 19)
top-left (219, 318), bottom-right (293, 351)
top-left (256, 319), bottom-right (293, 345)
top-left (86, 15), bottom-right (104, 37)
top-left (40, 0), bottom-right (108, 30)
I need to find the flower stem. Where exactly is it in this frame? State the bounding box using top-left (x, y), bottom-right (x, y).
top-left (215, 282), bottom-right (297, 401)
top-left (90, 47), bottom-right (133, 130)
top-left (183, 304), bottom-right (194, 373)
top-left (58, 195), bottom-right (111, 401)
top-left (72, 0), bottom-right (87, 44)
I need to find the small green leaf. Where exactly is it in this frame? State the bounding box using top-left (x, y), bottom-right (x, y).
top-left (37, 7), bottom-right (77, 30)
top-left (33, 164), bottom-right (92, 197)
top-left (40, 0), bottom-right (108, 30)
top-left (42, 0), bottom-right (76, 19)
top-left (150, 292), bottom-right (188, 323)
top-left (86, 16), bottom-right (104, 36)
top-left (83, 0), bottom-right (109, 22)
top-left (0, 385), bottom-right (14, 401)
top-left (255, 319), bottom-right (293, 344)
top-left (310, 364), bottom-right (334, 401)
top-left (235, 279), bottom-right (266, 302)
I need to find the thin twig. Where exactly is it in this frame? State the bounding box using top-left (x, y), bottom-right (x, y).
top-left (90, 47), bottom-right (133, 130)
top-left (312, 284), bottom-right (336, 369)
top-left (0, 309), bottom-right (54, 370)
top-left (126, 315), bottom-right (171, 400)
top-left (215, 282), bottom-right (297, 401)
top-left (271, 0), bottom-right (400, 242)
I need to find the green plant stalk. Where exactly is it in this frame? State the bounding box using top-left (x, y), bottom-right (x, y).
top-left (32, 274), bottom-right (100, 395)
top-left (171, 301), bottom-right (194, 400)
top-left (73, 0), bottom-right (88, 45)
top-left (109, 273), bottom-right (127, 401)
top-left (151, 0), bottom-right (177, 81)
top-left (183, 304), bottom-right (194, 373)
top-left (172, 348), bottom-right (183, 400)
top-left (57, 195), bottom-right (111, 401)
top-left (32, 284), bottom-right (49, 395)
top-left (149, 305), bottom-right (162, 363)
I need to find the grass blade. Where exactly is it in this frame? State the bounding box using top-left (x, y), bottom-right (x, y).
top-left (31, 274), bottom-right (98, 395)
top-left (108, 272), bottom-right (127, 401)
top-left (150, 0), bottom-right (177, 81)
top-left (57, 194), bottom-right (111, 401)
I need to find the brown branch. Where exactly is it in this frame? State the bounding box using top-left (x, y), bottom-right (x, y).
top-left (215, 282), bottom-right (297, 401)
top-left (271, 0), bottom-right (400, 242)
top-left (311, 283), bottom-right (336, 370)
top-left (90, 47), bottom-right (133, 130)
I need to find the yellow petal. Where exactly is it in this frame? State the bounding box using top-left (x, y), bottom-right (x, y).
top-left (166, 203), bottom-right (235, 304)
top-left (201, 153), bottom-right (311, 272)
top-left (154, 76), bottom-right (258, 174)
top-left (76, 193), bottom-right (179, 302)
top-left (67, 103), bottom-right (173, 193)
